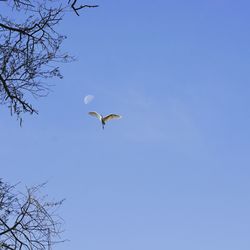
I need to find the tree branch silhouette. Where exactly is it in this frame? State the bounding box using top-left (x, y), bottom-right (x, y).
top-left (0, 0), bottom-right (98, 122)
top-left (0, 180), bottom-right (64, 250)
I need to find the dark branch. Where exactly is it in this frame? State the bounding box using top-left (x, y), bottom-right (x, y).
top-left (0, 180), bottom-right (64, 250)
top-left (0, 0), bottom-right (98, 123)
top-left (68, 0), bottom-right (98, 16)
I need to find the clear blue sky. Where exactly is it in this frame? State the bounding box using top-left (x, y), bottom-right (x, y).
top-left (2, 1), bottom-right (250, 249)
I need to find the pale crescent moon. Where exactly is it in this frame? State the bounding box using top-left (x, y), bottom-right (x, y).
top-left (84, 95), bottom-right (94, 104)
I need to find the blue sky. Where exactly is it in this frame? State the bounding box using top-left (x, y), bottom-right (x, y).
top-left (1, 1), bottom-right (250, 249)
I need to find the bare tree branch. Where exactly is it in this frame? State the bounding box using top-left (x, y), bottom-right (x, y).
top-left (0, 180), bottom-right (65, 250)
top-left (68, 0), bottom-right (98, 16)
top-left (0, 0), bottom-right (98, 122)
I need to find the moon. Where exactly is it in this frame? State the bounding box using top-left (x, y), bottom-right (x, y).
top-left (84, 95), bottom-right (94, 104)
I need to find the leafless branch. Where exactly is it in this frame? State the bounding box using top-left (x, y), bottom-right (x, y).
top-left (0, 180), bottom-right (64, 250)
top-left (68, 0), bottom-right (98, 16)
top-left (0, 0), bottom-right (98, 122)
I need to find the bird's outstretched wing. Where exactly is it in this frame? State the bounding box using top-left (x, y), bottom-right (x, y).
top-left (88, 111), bottom-right (102, 121)
top-left (103, 114), bottom-right (122, 123)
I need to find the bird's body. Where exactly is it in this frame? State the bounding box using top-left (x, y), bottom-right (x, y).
top-left (88, 111), bottom-right (122, 129)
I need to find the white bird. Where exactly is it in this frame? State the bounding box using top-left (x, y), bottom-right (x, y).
top-left (88, 111), bottom-right (122, 129)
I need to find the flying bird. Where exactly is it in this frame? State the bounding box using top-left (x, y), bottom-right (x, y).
top-left (88, 111), bottom-right (122, 129)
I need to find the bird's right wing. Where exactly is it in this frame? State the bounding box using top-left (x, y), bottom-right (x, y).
top-left (88, 111), bottom-right (102, 121)
top-left (103, 114), bottom-right (122, 122)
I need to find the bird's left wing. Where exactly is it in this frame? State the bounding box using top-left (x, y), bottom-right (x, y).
top-left (88, 111), bottom-right (102, 121)
top-left (103, 114), bottom-right (122, 122)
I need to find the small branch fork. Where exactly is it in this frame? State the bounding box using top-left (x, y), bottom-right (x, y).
top-left (68, 0), bottom-right (99, 16)
top-left (0, 74), bottom-right (36, 115)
